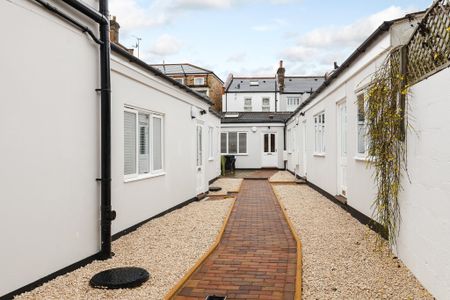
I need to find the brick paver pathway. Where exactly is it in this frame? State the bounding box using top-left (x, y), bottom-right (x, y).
top-left (174, 180), bottom-right (297, 300)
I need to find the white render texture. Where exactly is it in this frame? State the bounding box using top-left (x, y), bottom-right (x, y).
top-left (0, 1), bottom-right (100, 296)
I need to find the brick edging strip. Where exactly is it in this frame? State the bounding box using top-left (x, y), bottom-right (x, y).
top-left (270, 184), bottom-right (303, 300)
top-left (164, 197), bottom-right (237, 300)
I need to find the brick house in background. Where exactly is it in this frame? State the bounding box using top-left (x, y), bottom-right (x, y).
top-left (151, 63), bottom-right (224, 112)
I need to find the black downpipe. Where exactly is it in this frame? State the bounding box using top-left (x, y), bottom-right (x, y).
top-left (60, 0), bottom-right (113, 260)
top-left (98, 0), bottom-right (113, 260)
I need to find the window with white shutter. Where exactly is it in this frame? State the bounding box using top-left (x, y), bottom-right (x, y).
top-left (124, 111), bottom-right (137, 176)
top-left (124, 107), bottom-right (164, 180)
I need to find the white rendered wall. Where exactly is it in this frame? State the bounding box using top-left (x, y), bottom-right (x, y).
top-left (0, 0), bottom-right (100, 296)
top-left (395, 68), bottom-right (450, 299)
top-left (221, 124), bottom-right (285, 169)
top-left (285, 22), bottom-right (450, 298)
top-left (111, 55), bottom-right (220, 233)
top-left (223, 92), bottom-right (276, 112)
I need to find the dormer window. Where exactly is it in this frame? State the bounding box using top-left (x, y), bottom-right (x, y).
top-left (194, 77), bottom-right (205, 85)
top-left (249, 81), bottom-right (259, 86)
top-left (174, 78), bottom-right (184, 84)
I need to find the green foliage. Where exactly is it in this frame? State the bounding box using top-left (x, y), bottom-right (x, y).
top-left (365, 49), bottom-right (407, 246)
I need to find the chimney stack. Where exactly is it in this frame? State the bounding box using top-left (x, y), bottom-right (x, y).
top-left (276, 60), bottom-right (286, 92)
top-left (110, 16), bottom-right (120, 44)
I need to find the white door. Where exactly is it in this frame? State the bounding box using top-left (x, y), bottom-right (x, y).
top-left (262, 132), bottom-right (278, 167)
top-left (301, 121), bottom-right (307, 177)
top-left (337, 101), bottom-right (347, 196)
top-left (196, 123), bottom-right (205, 194)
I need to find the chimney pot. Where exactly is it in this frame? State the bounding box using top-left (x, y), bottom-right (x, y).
top-left (110, 16), bottom-right (120, 44)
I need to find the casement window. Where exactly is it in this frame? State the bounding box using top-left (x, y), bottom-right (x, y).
top-left (357, 93), bottom-right (368, 155)
top-left (262, 98), bottom-right (270, 112)
top-left (314, 112), bottom-right (325, 154)
top-left (244, 98), bottom-right (252, 111)
top-left (221, 132), bottom-right (247, 154)
top-left (287, 97), bottom-right (300, 106)
top-left (208, 126), bottom-right (214, 160)
top-left (196, 125), bottom-right (203, 167)
top-left (174, 78), bottom-right (184, 84)
top-left (124, 108), bottom-right (164, 180)
top-left (194, 77), bottom-right (205, 85)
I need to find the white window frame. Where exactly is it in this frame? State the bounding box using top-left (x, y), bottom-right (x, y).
top-left (262, 97), bottom-right (270, 112)
top-left (356, 92), bottom-right (370, 159)
top-left (287, 97), bottom-right (300, 106)
top-left (194, 77), bottom-right (205, 86)
top-left (208, 126), bottom-right (214, 160)
top-left (220, 131), bottom-right (248, 155)
top-left (124, 106), bottom-right (165, 182)
top-left (244, 98), bottom-right (252, 112)
top-left (174, 77), bottom-right (184, 84)
top-left (314, 111), bottom-right (326, 155)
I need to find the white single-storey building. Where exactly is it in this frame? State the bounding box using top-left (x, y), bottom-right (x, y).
top-left (285, 9), bottom-right (450, 299)
top-left (0, 0), bottom-right (220, 297)
top-left (221, 112), bottom-right (291, 169)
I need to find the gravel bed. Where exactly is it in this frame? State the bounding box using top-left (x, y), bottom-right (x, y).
top-left (272, 184), bottom-right (432, 300)
top-left (15, 199), bottom-right (233, 300)
top-left (269, 171), bottom-right (296, 182)
top-left (208, 178), bottom-right (243, 196)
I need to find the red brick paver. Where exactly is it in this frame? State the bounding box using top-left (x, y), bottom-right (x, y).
top-left (174, 180), bottom-right (297, 300)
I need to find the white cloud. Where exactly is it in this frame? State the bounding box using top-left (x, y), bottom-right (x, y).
top-left (252, 18), bottom-right (287, 32)
top-left (280, 6), bottom-right (416, 75)
top-left (226, 52), bottom-right (247, 63)
top-left (299, 6), bottom-right (410, 48)
top-left (110, 0), bottom-right (297, 32)
top-left (149, 34), bottom-right (183, 56)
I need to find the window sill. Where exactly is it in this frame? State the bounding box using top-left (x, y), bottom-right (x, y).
top-left (221, 153), bottom-right (248, 156)
top-left (124, 172), bottom-right (166, 183)
top-left (313, 152), bottom-right (326, 157)
top-left (354, 156), bottom-right (374, 162)
top-left (208, 157), bottom-right (214, 161)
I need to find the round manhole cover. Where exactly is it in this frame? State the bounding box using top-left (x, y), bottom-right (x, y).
top-left (90, 267), bottom-right (150, 289)
top-left (209, 186), bottom-right (222, 192)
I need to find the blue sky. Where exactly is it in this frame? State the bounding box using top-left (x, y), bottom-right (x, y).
top-left (110, 0), bottom-right (432, 80)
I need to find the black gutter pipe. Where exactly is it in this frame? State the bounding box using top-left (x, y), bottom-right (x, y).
top-left (98, 0), bottom-right (113, 260)
top-left (61, 0), bottom-right (108, 24)
top-left (60, 0), bottom-right (113, 260)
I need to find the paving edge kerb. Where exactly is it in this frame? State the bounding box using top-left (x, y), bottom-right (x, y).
top-left (164, 197), bottom-right (237, 300)
top-left (270, 184), bottom-right (303, 300)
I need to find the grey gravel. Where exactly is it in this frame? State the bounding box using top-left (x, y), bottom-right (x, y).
top-left (272, 184), bottom-right (433, 300)
top-left (15, 199), bottom-right (233, 300)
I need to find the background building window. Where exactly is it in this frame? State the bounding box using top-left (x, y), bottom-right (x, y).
top-left (314, 112), bottom-right (325, 153)
top-left (174, 78), bottom-right (184, 84)
top-left (194, 77), bottom-right (205, 85)
top-left (221, 132), bottom-right (247, 154)
top-left (262, 98), bottom-right (270, 112)
top-left (244, 98), bottom-right (252, 111)
top-left (124, 108), bottom-right (164, 179)
top-left (288, 97), bottom-right (300, 106)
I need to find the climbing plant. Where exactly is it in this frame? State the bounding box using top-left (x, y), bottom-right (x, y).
top-left (365, 48), bottom-right (407, 246)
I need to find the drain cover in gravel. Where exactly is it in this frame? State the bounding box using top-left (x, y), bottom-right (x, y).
top-left (209, 186), bottom-right (222, 192)
top-left (90, 267), bottom-right (150, 289)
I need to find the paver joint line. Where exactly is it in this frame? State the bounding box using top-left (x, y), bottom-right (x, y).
top-left (172, 178), bottom-right (299, 300)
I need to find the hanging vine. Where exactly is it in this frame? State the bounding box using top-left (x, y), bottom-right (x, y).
top-left (365, 48), bottom-right (408, 246)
